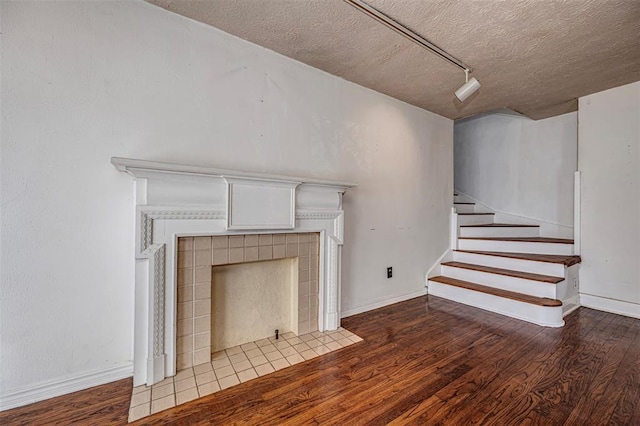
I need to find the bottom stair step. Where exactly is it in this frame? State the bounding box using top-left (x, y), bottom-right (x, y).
top-left (428, 276), bottom-right (564, 327)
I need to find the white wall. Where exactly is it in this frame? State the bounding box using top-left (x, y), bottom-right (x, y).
top-left (454, 112), bottom-right (577, 237)
top-left (578, 81), bottom-right (640, 317)
top-left (0, 1), bottom-right (452, 405)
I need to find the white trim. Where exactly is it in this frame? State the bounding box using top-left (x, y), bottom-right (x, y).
top-left (562, 294), bottom-right (581, 317)
top-left (580, 294), bottom-right (640, 319)
top-left (340, 288), bottom-right (428, 318)
top-left (0, 363), bottom-right (133, 411)
top-left (573, 171), bottom-right (581, 255)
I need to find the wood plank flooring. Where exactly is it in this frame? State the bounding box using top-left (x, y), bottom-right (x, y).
top-left (1, 296), bottom-right (639, 425)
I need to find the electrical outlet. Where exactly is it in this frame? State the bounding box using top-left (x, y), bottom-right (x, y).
top-left (387, 267), bottom-right (393, 279)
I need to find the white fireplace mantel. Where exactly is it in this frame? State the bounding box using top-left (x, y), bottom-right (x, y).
top-left (112, 157), bottom-right (356, 386)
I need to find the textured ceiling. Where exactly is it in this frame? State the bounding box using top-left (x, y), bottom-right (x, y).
top-left (146, 0), bottom-right (640, 120)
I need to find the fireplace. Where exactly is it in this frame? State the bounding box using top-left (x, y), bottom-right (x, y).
top-left (112, 158), bottom-right (355, 387)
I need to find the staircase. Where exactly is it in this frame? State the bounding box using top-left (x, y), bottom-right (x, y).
top-left (428, 193), bottom-right (581, 327)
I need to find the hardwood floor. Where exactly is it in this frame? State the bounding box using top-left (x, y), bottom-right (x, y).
top-left (2, 295), bottom-right (639, 425)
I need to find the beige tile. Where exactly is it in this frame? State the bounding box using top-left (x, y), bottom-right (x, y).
top-left (265, 350), bottom-right (284, 362)
top-left (319, 335), bottom-right (335, 344)
top-left (349, 335), bottom-right (364, 343)
top-left (286, 353), bottom-right (305, 365)
top-left (287, 336), bottom-right (303, 345)
top-left (195, 371), bottom-right (216, 386)
top-left (178, 237), bottom-right (193, 252)
top-left (310, 241), bottom-right (319, 255)
top-left (249, 355), bottom-right (268, 367)
top-left (174, 367), bottom-right (194, 381)
top-left (299, 333), bottom-right (315, 342)
top-left (259, 343), bottom-right (278, 354)
top-left (128, 403), bottom-right (150, 422)
top-left (339, 330), bottom-right (354, 338)
top-left (336, 337), bottom-right (354, 347)
top-left (271, 358), bottom-right (290, 371)
top-left (177, 319), bottom-right (193, 337)
top-left (281, 332), bottom-right (295, 339)
top-left (255, 338), bottom-right (271, 347)
top-left (212, 248), bottom-right (229, 265)
top-left (258, 246), bottom-right (273, 260)
top-left (212, 235), bottom-right (229, 249)
top-left (298, 256), bottom-right (309, 271)
top-left (286, 243), bottom-right (298, 257)
top-left (297, 233), bottom-right (309, 243)
top-left (176, 387), bottom-right (199, 405)
top-left (177, 286), bottom-right (194, 304)
top-left (132, 384), bottom-right (150, 395)
top-left (255, 363), bottom-right (275, 377)
top-left (226, 346), bottom-right (243, 356)
top-left (238, 368), bottom-right (258, 383)
top-left (244, 348), bottom-right (262, 359)
top-left (229, 352), bottom-right (248, 364)
top-left (176, 353), bottom-right (193, 370)
top-left (194, 315), bottom-right (210, 334)
top-left (313, 345), bottom-right (332, 355)
top-left (176, 336), bottom-right (193, 355)
top-left (212, 357), bottom-right (231, 369)
top-left (194, 236), bottom-right (211, 251)
top-left (175, 376), bottom-right (197, 393)
top-left (310, 255), bottom-right (319, 269)
top-left (309, 280), bottom-right (319, 294)
top-left (194, 299), bottom-right (211, 317)
top-left (241, 342), bottom-right (258, 351)
top-left (306, 339), bottom-right (323, 349)
top-left (177, 251), bottom-right (194, 268)
top-left (273, 234), bottom-right (286, 245)
top-left (298, 269), bottom-right (310, 283)
top-left (311, 331), bottom-right (324, 339)
top-left (280, 346), bottom-right (297, 357)
top-left (177, 268), bottom-right (193, 286)
top-left (211, 351), bottom-right (227, 361)
top-left (193, 362), bottom-right (212, 375)
top-left (193, 348), bottom-right (211, 366)
top-left (229, 235), bottom-right (244, 248)
top-left (275, 340), bottom-right (291, 350)
top-left (244, 234), bottom-right (259, 247)
top-left (194, 332), bottom-right (211, 350)
top-left (194, 284), bottom-right (211, 301)
top-left (195, 250), bottom-right (212, 266)
top-left (298, 243), bottom-right (309, 256)
top-left (293, 342), bottom-right (311, 352)
top-left (151, 394), bottom-right (175, 414)
top-left (326, 341), bottom-right (342, 351)
top-left (259, 234), bottom-right (273, 246)
top-left (177, 302), bottom-right (193, 320)
top-left (232, 359), bottom-right (253, 373)
top-left (309, 269), bottom-right (319, 283)
top-left (298, 294), bottom-right (310, 311)
top-left (151, 383), bottom-right (174, 400)
top-left (197, 380), bottom-right (220, 396)
top-left (309, 321), bottom-right (319, 333)
top-left (286, 233), bottom-right (298, 243)
top-left (214, 365), bottom-right (236, 379)
top-left (195, 266), bottom-right (212, 284)
top-left (229, 247), bottom-right (244, 263)
top-left (272, 244), bottom-right (286, 259)
top-left (298, 321), bottom-right (310, 335)
top-left (300, 349), bottom-right (319, 360)
top-left (244, 246), bottom-right (258, 262)
top-left (130, 389), bottom-right (151, 407)
top-left (218, 374), bottom-right (240, 390)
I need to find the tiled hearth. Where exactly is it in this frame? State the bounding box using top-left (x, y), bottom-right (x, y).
top-left (128, 328), bottom-right (363, 422)
top-left (176, 233), bottom-right (321, 370)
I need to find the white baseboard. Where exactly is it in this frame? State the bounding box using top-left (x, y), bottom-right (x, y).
top-left (0, 363), bottom-right (134, 411)
top-left (341, 288), bottom-right (427, 318)
top-left (580, 293), bottom-right (640, 319)
top-left (562, 294), bottom-right (581, 317)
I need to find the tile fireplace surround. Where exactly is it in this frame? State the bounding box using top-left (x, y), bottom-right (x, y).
top-left (112, 158), bottom-right (356, 388)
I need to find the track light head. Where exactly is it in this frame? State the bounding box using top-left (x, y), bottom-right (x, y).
top-left (455, 70), bottom-right (481, 102)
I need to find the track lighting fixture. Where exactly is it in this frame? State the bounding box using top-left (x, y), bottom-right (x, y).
top-left (343, 0), bottom-right (481, 102)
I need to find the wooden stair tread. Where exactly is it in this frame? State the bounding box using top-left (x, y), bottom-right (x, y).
top-left (441, 261), bottom-right (563, 283)
top-left (458, 237), bottom-right (574, 244)
top-left (457, 212), bottom-right (495, 215)
top-left (429, 276), bottom-right (563, 307)
top-left (456, 250), bottom-right (582, 267)
top-left (459, 223), bottom-right (539, 228)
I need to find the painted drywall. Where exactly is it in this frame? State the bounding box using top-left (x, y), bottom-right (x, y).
top-left (454, 112), bottom-right (577, 237)
top-left (578, 81), bottom-right (640, 314)
top-left (0, 1), bottom-right (452, 404)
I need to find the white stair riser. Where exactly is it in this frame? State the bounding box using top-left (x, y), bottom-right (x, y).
top-left (441, 266), bottom-right (560, 299)
top-left (454, 204), bottom-right (476, 213)
top-left (428, 281), bottom-right (564, 327)
top-left (459, 226), bottom-right (539, 238)
top-left (458, 239), bottom-right (574, 255)
top-left (453, 251), bottom-right (566, 276)
top-left (457, 215), bottom-right (495, 226)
